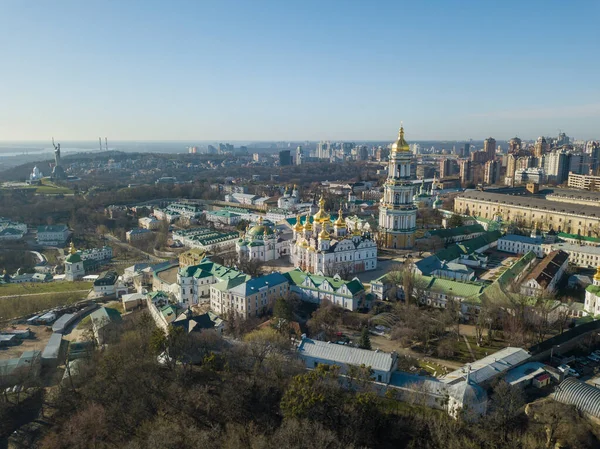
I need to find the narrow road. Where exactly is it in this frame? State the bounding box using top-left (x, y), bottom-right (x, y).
top-left (104, 234), bottom-right (165, 263)
top-left (0, 289), bottom-right (91, 300)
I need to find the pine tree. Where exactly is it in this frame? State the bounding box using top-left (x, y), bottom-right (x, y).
top-left (359, 326), bottom-right (372, 350)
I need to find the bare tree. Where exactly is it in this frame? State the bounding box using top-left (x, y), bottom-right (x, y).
top-left (237, 253), bottom-right (264, 277)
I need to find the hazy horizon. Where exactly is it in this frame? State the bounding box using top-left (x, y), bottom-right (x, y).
top-left (1, 1), bottom-right (599, 141)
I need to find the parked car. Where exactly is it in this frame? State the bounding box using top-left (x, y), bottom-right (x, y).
top-left (587, 354), bottom-right (600, 362)
top-left (568, 368), bottom-right (581, 378)
top-left (592, 350), bottom-right (600, 357)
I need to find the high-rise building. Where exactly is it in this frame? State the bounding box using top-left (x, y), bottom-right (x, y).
top-left (484, 137), bottom-right (496, 161)
top-left (533, 137), bottom-right (549, 158)
top-left (357, 145), bottom-right (369, 161)
top-left (279, 150), bottom-right (292, 166)
top-left (376, 147), bottom-right (390, 161)
top-left (483, 160), bottom-right (502, 185)
top-left (556, 132), bottom-right (569, 147)
top-left (471, 150), bottom-right (488, 164)
top-left (341, 142), bottom-right (354, 156)
top-left (378, 126), bottom-right (417, 249)
top-left (459, 159), bottom-right (473, 185)
top-left (587, 142), bottom-right (600, 175)
top-left (505, 153), bottom-right (518, 186)
top-left (568, 153), bottom-right (592, 175)
top-left (544, 150), bottom-right (570, 184)
top-left (509, 137), bottom-right (522, 153)
top-left (440, 158), bottom-right (457, 178)
top-left (464, 143), bottom-right (470, 157)
top-left (317, 141), bottom-right (331, 160)
top-left (295, 146), bottom-right (304, 165)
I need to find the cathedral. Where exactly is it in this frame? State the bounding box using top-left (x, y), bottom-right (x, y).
top-left (277, 185), bottom-right (300, 210)
top-left (290, 196), bottom-right (377, 276)
top-left (236, 216), bottom-right (288, 262)
top-left (378, 125), bottom-right (417, 249)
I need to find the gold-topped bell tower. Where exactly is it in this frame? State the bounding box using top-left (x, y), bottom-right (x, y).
top-left (378, 124), bottom-right (417, 249)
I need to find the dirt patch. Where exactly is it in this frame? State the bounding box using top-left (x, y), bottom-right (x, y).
top-left (156, 266), bottom-right (178, 285)
top-left (0, 324), bottom-right (54, 360)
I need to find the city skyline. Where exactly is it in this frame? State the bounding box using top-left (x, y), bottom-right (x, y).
top-left (1, 0), bottom-right (599, 141)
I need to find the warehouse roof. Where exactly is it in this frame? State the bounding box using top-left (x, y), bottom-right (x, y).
top-left (553, 377), bottom-right (600, 418)
top-left (298, 338), bottom-right (396, 372)
top-left (441, 347), bottom-right (530, 385)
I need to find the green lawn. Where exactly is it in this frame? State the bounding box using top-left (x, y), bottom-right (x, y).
top-left (0, 291), bottom-right (89, 321)
top-left (0, 281), bottom-right (92, 297)
top-left (417, 360), bottom-right (447, 377)
top-left (454, 335), bottom-right (506, 362)
top-left (35, 185), bottom-right (74, 195)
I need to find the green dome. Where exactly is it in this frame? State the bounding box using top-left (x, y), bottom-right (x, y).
top-left (247, 224), bottom-right (274, 237)
top-left (65, 253), bottom-right (82, 263)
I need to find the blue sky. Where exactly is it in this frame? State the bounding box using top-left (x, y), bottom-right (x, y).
top-left (0, 0), bottom-right (598, 141)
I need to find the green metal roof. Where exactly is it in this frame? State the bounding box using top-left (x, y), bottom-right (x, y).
top-left (428, 224), bottom-right (484, 239)
top-left (558, 232), bottom-right (600, 243)
top-left (283, 268), bottom-right (364, 298)
top-left (586, 284), bottom-right (600, 295)
top-left (65, 252), bottom-right (82, 263)
top-left (91, 307), bottom-right (122, 326)
top-left (417, 275), bottom-right (485, 303)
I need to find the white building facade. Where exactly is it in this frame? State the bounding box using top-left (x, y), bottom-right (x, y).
top-left (236, 217), bottom-right (288, 262)
top-left (37, 225), bottom-right (69, 246)
top-left (584, 266), bottom-right (600, 316)
top-left (290, 199), bottom-right (377, 276)
top-left (497, 235), bottom-right (545, 258)
top-left (378, 126), bottom-right (417, 249)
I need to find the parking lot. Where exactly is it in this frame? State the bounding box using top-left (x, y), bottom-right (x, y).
top-left (551, 349), bottom-right (600, 382)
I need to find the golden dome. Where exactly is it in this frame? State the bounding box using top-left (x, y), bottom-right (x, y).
top-left (313, 195), bottom-right (331, 223)
top-left (594, 265), bottom-right (600, 281)
top-left (303, 213), bottom-right (313, 231)
top-left (391, 125), bottom-right (410, 153)
top-left (293, 214), bottom-right (303, 232)
top-left (334, 206), bottom-right (345, 227)
top-left (69, 242), bottom-right (77, 255)
top-left (352, 221), bottom-right (361, 236)
top-left (301, 240), bottom-right (309, 247)
top-left (319, 228), bottom-right (330, 240)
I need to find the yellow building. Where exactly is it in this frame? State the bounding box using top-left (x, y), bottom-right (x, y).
top-left (454, 190), bottom-right (600, 236)
top-left (178, 248), bottom-right (207, 268)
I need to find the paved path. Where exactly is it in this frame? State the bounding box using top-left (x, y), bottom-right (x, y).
top-left (0, 289), bottom-right (91, 300)
top-left (366, 333), bottom-right (463, 371)
top-left (463, 335), bottom-right (476, 361)
top-left (104, 234), bottom-right (165, 262)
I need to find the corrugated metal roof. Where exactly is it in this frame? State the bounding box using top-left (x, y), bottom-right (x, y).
top-left (42, 333), bottom-right (63, 360)
top-left (298, 338), bottom-right (395, 372)
top-left (553, 377), bottom-right (600, 418)
top-left (441, 347), bottom-right (530, 385)
top-left (52, 313), bottom-right (76, 333)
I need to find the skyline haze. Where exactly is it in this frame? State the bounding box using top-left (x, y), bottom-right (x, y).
top-left (1, 0), bottom-right (599, 141)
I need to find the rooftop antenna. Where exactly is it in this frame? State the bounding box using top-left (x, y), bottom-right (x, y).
top-left (99, 137), bottom-right (102, 151)
top-left (105, 137), bottom-right (108, 151)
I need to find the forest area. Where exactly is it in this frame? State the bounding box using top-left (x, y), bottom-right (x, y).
top-left (3, 312), bottom-right (600, 449)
